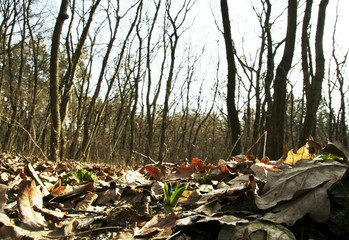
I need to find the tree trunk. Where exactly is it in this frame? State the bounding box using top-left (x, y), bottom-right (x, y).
top-left (50, 0), bottom-right (69, 162)
top-left (298, 0), bottom-right (329, 146)
top-left (220, 0), bottom-right (242, 155)
top-left (145, 0), bottom-right (162, 162)
top-left (267, 0), bottom-right (297, 159)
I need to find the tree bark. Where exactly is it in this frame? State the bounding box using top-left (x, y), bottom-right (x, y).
top-left (50, 0), bottom-right (69, 162)
top-left (220, 0), bottom-right (242, 155)
top-left (267, 0), bottom-right (297, 159)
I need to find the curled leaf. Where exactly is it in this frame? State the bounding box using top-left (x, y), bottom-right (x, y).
top-left (284, 143), bottom-right (313, 166)
top-left (17, 180), bottom-right (46, 230)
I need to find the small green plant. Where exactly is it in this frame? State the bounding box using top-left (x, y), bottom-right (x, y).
top-left (163, 182), bottom-right (186, 207)
top-left (61, 168), bottom-right (98, 186)
top-left (198, 173), bottom-right (215, 185)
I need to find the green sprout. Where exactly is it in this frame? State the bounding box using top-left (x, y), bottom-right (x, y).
top-left (61, 168), bottom-right (98, 186)
top-left (163, 182), bottom-right (186, 207)
top-left (198, 173), bottom-right (215, 185)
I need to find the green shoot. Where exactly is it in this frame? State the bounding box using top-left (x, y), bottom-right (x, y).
top-left (163, 182), bottom-right (186, 207)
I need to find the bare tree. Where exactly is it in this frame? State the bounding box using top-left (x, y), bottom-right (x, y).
top-left (298, 0), bottom-right (329, 146)
top-left (267, 0), bottom-right (297, 159)
top-left (144, 0), bottom-right (163, 162)
top-left (331, 4), bottom-right (348, 147)
top-left (80, 1), bottom-right (142, 161)
top-left (220, 0), bottom-right (242, 156)
top-left (50, 0), bottom-right (69, 161)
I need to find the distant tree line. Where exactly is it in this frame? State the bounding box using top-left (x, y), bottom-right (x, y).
top-left (0, 0), bottom-right (347, 164)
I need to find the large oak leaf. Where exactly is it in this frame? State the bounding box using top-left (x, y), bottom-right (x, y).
top-left (255, 162), bottom-right (347, 225)
top-left (17, 180), bottom-right (46, 230)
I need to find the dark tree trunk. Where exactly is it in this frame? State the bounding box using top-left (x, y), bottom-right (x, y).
top-left (298, 0), bottom-right (329, 146)
top-left (267, 0), bottom-right (297, 159)
top-left (220, 0), bottom-right (242, 156)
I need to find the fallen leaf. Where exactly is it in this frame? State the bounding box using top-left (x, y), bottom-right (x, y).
top-left (171, 162), bottom-right (194, 179)
top-left (218, 220), bottom-right (296, 240)
top-left (191, 157), bottom-right (206, 171)
top-left (116, 170), bottom-right (153, 187)
top-left (260, 182), bottom-right (331, 225)
top-left (255, 162), bottom-right (347, 225)
top-left (25, 162), bottom-right (50, 196)
top-left (0, 212), bottom-right (30, 239)
top-left (0, 184), bottom-right (7, 210)
top-left (284, 143), bottom-right (313, 166)
top-left (150, 181), bottom-right (164, 200)
top-left (255, 162), bottom-right (347, 210)
top-left (176, 213), bottom-right (248, 227)
top-left (95, 187), bottom-right (122, 205)
top-left (50, 181), bottom-right (94, 202)
top-left (322, 141), bottom-right (349, 160)
top-left (144, 165), bottom-right (163, 180)
top-left (135, 213), bottom-right (178, 238)
top-left (75, 191), bottom-right (98, 210)
top-left (217, 159), bottom-right (229, 173)
top-left (17, 180), bottom-right (46, 230)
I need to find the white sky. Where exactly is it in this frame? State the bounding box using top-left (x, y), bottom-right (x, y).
top-left (188, 0), bottom-right (349, 110)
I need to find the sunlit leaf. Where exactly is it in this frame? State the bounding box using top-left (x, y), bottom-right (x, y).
top-left (0, 184), bottom-right (7, 211)
top-left (284, 143), bottom-right (313, 166)
top-left (75, 191), bottom-right (98, 210)
top-left (17, 180), bottom-right (46, 230)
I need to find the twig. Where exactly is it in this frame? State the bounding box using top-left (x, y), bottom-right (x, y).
top-left (245, 131), bottom-right (268, 158)
top-left (132, 150), bottom-right (157, 164)
top-left (45, 226), bottom-right (126, 239)
top-left (228, 133), bottom-right (243, 158)
top-left (0, 116), bottom-right (47, 160)
top-left (263, 131), bottom-right (267, 158)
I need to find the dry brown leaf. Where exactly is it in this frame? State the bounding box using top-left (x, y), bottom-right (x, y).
top-left (0, 212), bottom-right (29, 240)
top-left (17, 180), bottom-right (46, 230)
top-left (255, 162), bottom-right (347, 210)
top-left (255, 162), bottom-right (347, 225)
top-left (169, 162), bottom-right (194, 179)
top-left (218, 220), bottom-right (296, 240)
top-left (150, 181), bottom-right (164, 200)
top-left (115, 170), bottom-right (153, 187)
top-left (33, 205), bottom-right (66, 221)
top-left (25, 162), bottom-right (50, 196)
top-left (95, 187), bottom-right (122, 205)
top-left (135, 213), bottom-right (178, 238)
top-left (75, 191), bottom-right (98, 210)
top-left (0, 184), bottom-right (7, 211)
top-left (51, 185), bottom-right (72, 196)
top-left (51, 181), bottom-right (94, 201)
top-left (260, 183), bottom-right (331, 225)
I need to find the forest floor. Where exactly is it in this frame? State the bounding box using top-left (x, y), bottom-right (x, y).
top-left (0, 141), bottom-right (349, 240)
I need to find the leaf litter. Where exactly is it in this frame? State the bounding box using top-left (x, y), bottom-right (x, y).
top-left (0, 140), bottom-right (348, 239)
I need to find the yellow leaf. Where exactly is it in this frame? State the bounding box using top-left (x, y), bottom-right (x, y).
top-left (284, 143), bottom-right (312, 166)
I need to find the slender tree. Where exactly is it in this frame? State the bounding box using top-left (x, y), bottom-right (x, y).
top-left (220, 0), bottom-right (242, 155)
top-left (298, 0), bottom-right (329, 146)
top-left (50, 0), bottom-right (69, 162)
top-left (267, 0), bottom-right (297, 159)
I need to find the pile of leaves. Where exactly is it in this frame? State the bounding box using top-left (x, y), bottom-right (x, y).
top-left (0, 140), bottom-right (348, 239)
